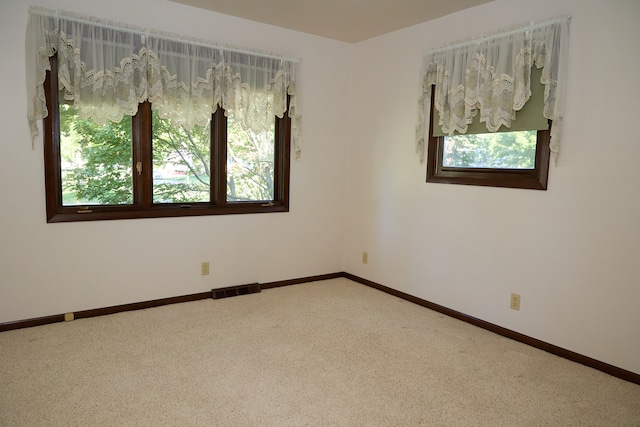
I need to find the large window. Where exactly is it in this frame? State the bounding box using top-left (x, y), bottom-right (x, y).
top-left (44, 55), bottom-right (291, 222)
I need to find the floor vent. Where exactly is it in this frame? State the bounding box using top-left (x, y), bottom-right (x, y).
top-left (212, 283), bottom-right (261, 300)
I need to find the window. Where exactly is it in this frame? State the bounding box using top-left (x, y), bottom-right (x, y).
top-left (416, 17), bottom-right (570, 190)
top-left (426, 127), bottom-right (551, 190)
top-left (44, 55), bottom-right (291, 222)
top-left (426, 67), bottom-right (551, 190)
top-left (27, 8), bottom-right (301, 223)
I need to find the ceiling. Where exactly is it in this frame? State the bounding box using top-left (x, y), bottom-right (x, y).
top-left (169, 0), bottom-right (493, 43)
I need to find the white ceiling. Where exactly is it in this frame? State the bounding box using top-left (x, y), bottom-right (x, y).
top-left (169, 0), bottom-right (493, 43)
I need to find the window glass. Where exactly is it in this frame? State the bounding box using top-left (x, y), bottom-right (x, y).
top-left (226, 117), bottom-right (275, 202)
top-left (442, 130), bottom-right (537, 169)
top-left (59, 104), bottom-right (133, 206)
top-left (151, 113), bottom-right (211, 204)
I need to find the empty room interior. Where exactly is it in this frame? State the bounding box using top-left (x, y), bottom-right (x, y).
top-left (1, 0), bottom-right (640, 425)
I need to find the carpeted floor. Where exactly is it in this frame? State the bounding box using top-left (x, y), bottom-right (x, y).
top-left (1, 278), bottom-right (639, 426)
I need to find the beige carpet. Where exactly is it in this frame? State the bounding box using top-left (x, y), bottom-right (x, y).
top-left (1, 278), bottom-right (639, 426)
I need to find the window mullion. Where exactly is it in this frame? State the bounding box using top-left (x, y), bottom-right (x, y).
top-left (133, 101), bottom-right (153, 208)
top-left (211, 109), bottom-right (227, 207)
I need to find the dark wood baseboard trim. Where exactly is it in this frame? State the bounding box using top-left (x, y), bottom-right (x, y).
top-left (0, 314), bottom-right (67, 332)
top-left (74, 292), bottom-right (212, 321)
top-left (344, 272), bottom-right (640, 385)
top-left (0, 291), bottom-right (211, 332)
top-left (260, 272), bottom-right (344, 289)
top-left (2, 271), bottom-right (638, 385)
top-left (0, 273), bottom-right (343, 332)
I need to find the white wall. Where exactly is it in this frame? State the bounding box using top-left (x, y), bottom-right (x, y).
top-left (0, 0), bottom-right (350, 322)
top-left (345, 0), bottom-right (640, 375)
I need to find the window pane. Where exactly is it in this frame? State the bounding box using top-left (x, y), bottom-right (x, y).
top-left (60, 104), bottom-right (133, 206)
top-left (443, 130), bottom-right (537, 169)
top-left (152, 113), bottom-right (210, 204)
top-left (227, 118), bottom-right (275, 202)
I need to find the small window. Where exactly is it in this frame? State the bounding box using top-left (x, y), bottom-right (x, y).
top-left (43, 55), bottom-right (291, 222)
top-left (426, 68), bottom-right (551, 190)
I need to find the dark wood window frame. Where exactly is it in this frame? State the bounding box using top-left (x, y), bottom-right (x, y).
top-left (43, 54), bottom-right (291, 223)
top-left (426, 87), bottom-right (551, 190)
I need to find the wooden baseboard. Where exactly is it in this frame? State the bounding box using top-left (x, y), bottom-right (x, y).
top-left (0, 314), bottom-right (67, 332)
top-left (260, 272), bottom-right (344, 289)
top-left (0, 292), bottom-right (211, 332)
top-left (0, 273), bottom-right (343, 332)
top-left (343, 273), bottom-right (640, 385)
top-left (1, 271), bottom-right (637, 385)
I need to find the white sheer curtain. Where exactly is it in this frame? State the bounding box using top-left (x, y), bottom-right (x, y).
top-left (26, 7), bottom-right (302, 157)
top-left (416, 16), bottom-right (570, 162)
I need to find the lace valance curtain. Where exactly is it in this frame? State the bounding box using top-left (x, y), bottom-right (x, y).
top-left (416, 16), bottom-right (570, 162)
top-left (26, 7), bottom-right (302, 157)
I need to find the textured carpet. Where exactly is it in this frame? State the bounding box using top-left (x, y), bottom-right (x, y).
top-left (1, 278), bottom-right (639, 426)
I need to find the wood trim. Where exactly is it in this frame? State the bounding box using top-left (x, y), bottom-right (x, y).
top-left (43, 54), bottom-right (62, 222)
top-left (0, 292), bottom-right (211, 332)
top-left (260, 272), bottom-right (344, 289)
top-left (0, 314), bottom-right (67, 332)
top-left (0, 274), bottom-right (343, 332)
top-left (134, 101), bottom-right (153, 209)
top-left (273, 96), bottom-right (292, 209)
top-left (2, 271), bottom-right (637, 385)
top-left (73, 292), bottom-right (212, 320)
top-left (211, 108), bottom-right (227, 207)
top-left (343, 273), bottom-right (640, 385)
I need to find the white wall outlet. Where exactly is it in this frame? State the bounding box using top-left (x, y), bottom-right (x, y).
top-left (201, 262), bottom-right (210, 276)
top-left (510, 293), bottom-right (521, 311)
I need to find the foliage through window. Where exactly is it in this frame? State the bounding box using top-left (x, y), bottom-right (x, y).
top-left (45, 55), bottom-right (291, 222)
top-left (442, 131), bottom-right (537, 170)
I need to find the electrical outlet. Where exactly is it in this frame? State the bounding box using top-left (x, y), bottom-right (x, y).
top-left (510, 293), bottom-right (521, 311)
top-left (362, 252), bottom-right (368, 264)
top-left (201, 262), bottom-right (210, 276)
